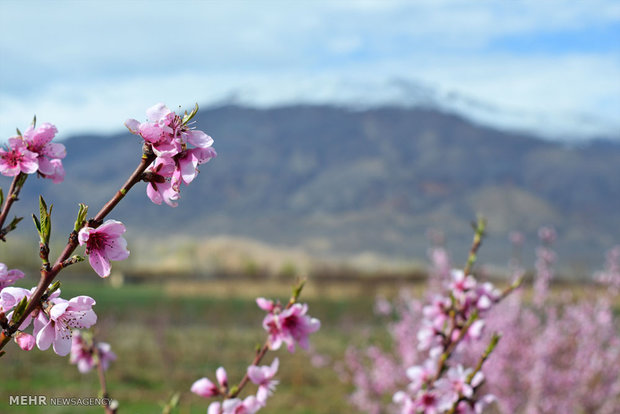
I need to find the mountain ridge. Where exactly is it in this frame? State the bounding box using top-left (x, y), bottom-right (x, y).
top-left (6, 104), bottom-right (620, 275)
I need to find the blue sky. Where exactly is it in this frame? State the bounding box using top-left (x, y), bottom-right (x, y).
top-left (0, 0), bottom-right (619, 140)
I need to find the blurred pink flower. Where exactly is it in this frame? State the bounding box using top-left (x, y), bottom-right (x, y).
top-left (262, 302), bottom-right (320, 352)
top-left (69, 332), bottom-right (116, 373)
top-left (0, 263), bottom-right (25, 289)
top-left (14, 332), bottom-right (35, 351)
top-left (191, 377), bottom-right (220, 398)
top-left (208, 396), bottom-right (262, 414)
top-left (78, 220), bottom-right (130, 278)
top-left (248, 358), bottom-right (279, 403)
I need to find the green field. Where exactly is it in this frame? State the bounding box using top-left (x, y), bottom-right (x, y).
top-left (1, 278), bottom-right (386, 414)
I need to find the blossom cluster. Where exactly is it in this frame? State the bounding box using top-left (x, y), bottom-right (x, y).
top-left (0, 122), bottom-right (65, 182)
top-left (191, 297), bottom-right (320, 413)
top-left (192, 361), bottom-right (278, 414)
top-left (392, 269), bottom-right (499, 414)
top-left (343, 228), bottom-right (620, 414)
top-left (125, 103), bottom-right (216, 207)
top-left (0, 286), bottom-right (96, 356)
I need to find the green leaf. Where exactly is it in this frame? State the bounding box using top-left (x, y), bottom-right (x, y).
top-left (32, 214), bottom-right (41, 233)
top-left (74, 203), bottom-right (89, 232)
top-left (0, 188), bottom-right (4, 206)
top-left (31, 114), bottom-right (37, 128)
top-left (182, 103), bottom-right (199, 125)
top-left (37, 196), bottom-right (52, 245)
top-left (10, 296), bottom-right (28, 324)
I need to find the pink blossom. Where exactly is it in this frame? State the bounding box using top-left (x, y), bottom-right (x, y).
top-left (34, 296), bottom-right (97, 356)
top-left (216, 367), bottom-right (228, 390)
top-left (414, 390), bottom-right (440, 414)
top-left (0, 286), bottom-right (35, 330)
top-left (0, 138), bottom-right (39, 176)
top-left (405, 359), bottom-right (436, 393)
top-left (393, 391), bottom-right (416, 414)
top-left (14, 332), bottom-right (35, 351)
top-left (22, 122), bottom-right (66, 182)
top-left (0, 263), bottom-right (25, 289)
top-left (256, 298), bottom-right (276, 312)
top-left (78, 220), bottom-right (130, 278)
top-left (248, 358), bottom-right (279, 403)
top-left (125, 103), bottom-right (214, 157)
top-left (449, 269), bottom-right (476, 294)
top-left (43, 158), bottom-right (65, 184)
top-left (191, 377), bottom-right (220, 398)
top-left (144, 157), bottom-right (180, 207)
top-left (192, 366), bottom-right (228, 399)
top-left (435, 365), bottom-right (478, 409)
top-left (262, 303), bottom-right (320, 352)
top-left (173, 146), bottom-right (217, 186)
top-left (208, 396), bottom-right (262, 414)
top-left (69, 332), bottom-right (116, 373)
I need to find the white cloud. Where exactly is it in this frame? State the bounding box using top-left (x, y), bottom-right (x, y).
top-left (0, 0), bottom-right (618, 140)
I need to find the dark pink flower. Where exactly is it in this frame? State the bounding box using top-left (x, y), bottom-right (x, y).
top-left (0, 138), bottom-right (39, 176)
top-left (14, 332), bottom-right (35, 351)
top-left (22, 122), bottom-right (66, 182)
top-left (144, 157), bottom-right (180, 207)
top-left (78, 220), bottom-right (130, 278)
top-left (262, 303), bottom-right (320, 352)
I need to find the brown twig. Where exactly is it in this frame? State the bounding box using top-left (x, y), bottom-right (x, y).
top-left (95, 345), bottom-right (117, 414)
top-left (0, 148), bottom-right (156, 351)
top-left (0, 172), bottom-right (27, 241)
top-left (463, 216), bottom-right (486, 276)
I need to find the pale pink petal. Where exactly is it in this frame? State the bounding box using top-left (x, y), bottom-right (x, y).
top-left (53, 332), bottom-right (72, 356)
top-left (195, 147), bottom-right (217, 164)
top-left (256, 298), bottom-right (274, 312)
top-left (186, 130), bottom-right (213, 148)
top-left (37, 157), bottom-right (55, 175)
top-left (106, 236), bottom-right (130, 261)
top-left (248, 366), bottom-right (266, 385)
top-left (89, 248), bottom-right (111, 278)
top-left (124, 119), bottom-right (141, 134)
top-left (146, 103), bottom-right (171, 122)
top-left (207, 402), bottom-right (221, 414)
top-left (96, 220), bottom-right (126, 236)
top-left (49, 302), bottom-right (70, 320)
top-left (78, 227), bottom-right (93, 245)
top-left (44, 142), bottom-right (66, 159)
top-left (35, 320), bottom-right (55, 351)
top-left (147, 183), bottom-right (164, 205)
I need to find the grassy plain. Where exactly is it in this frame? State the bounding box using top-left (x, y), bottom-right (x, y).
top-left (1, 275), bottom-right (617, 414)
